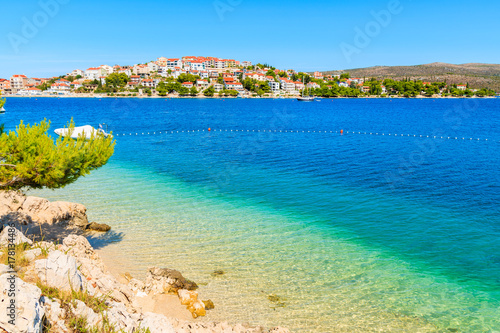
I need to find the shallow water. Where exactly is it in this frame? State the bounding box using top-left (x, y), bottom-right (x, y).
top-left (7, 97), bottom-right (499, 332)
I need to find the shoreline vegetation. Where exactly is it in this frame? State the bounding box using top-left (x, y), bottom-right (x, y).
top-left (0, 191), bottom-right (290, 332)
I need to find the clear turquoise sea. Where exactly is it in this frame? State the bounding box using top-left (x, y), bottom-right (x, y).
top-left (5, 97), bottom-right (500, 332)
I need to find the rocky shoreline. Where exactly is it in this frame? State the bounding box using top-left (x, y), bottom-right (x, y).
top-left (0, 191), bottom-right (289, 333)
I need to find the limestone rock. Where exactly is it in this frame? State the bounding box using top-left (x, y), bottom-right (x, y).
top-left (0, 274), bottom-right (45, 333)
top-left (58, 235), bottom-right (133, 303)
top-left (187, 299), bottom-right (206, 318)
top-left (35, 250), bottom-right (84, 292)
top-left (178, 289), bottom-right (206, 318)
top-left (62, 234), bottom-right (96, 260)
top-left (23, 197), bottom-right (89, 227)
top-left (71, 299), bottom-right (101, 328)
top-left (0, 225), bottom-right (33, 247)
top-left (128, 278), bottom-right (146, 293)
top-left (202, 299), bottom-right (215, 310)
top-left (140, 312), bottom-right (175, 333)
top-left (145, 267), bottom-right (198, 295)
top-left (0, 191), bottom-right (89, 229)
top-left (24, 248), bottom-right (42, 261)
top-left (104, 302), bottom-right (138, 333)
top-left (0, 264), bottom-right (11, 275)
top-left (268, 328), bottom-right (291, 333)
top-left (0, 191), bottom-right (26, 215)
top-left (86, 222), bottom-right (111, 232)
top-left (41, 297), bottom-right (68, 332)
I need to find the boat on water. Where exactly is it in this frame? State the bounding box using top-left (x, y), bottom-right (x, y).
top-left (54, 124), bottom-right (111, 139)
top-left (0, 107), bottom-right (5, 113)
top-left (297, 77), bottom-right (316, 102)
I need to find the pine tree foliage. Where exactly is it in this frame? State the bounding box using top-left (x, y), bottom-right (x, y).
top-left (0, 119), bottom-right (115, 191)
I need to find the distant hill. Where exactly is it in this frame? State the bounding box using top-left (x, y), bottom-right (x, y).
top-left (321, 63), bottom-right (500, 91)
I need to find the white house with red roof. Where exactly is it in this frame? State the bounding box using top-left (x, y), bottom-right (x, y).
top-left (196, 79), bottom-right (209, 90)
top-left (126, 81), bottom-right (139, 90)
top-left (306, 82), bottom-right (320, 89)
top-left (85, 68), bottom-right (101, 80)
top-left (48, 81), bottom-right (71, 94)
top-left (294, 81), bottom-right (305, 91)
top-left (166, 58), bottom-right (182, 69)
top-left (141, 79), bottom-right (157, 88)
top-left (225, 81), bottom-right (243, 91)
top-left (182, 82), bottom-right (194, 89)
top-left (71, 81), bottom-right (83, 89)
top-left (457, 84), bottom-right (467, 91)
top-left (130, 75), bottom-right (141, 83)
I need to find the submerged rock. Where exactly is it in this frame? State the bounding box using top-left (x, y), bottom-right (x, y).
top-left (210, 269), bottom-right (225, 277)
top-left (86, 222), bottom-right (111, 232)
top-left (202, 299), bottom-right (215, 310)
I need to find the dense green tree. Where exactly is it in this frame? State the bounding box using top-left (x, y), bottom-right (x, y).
top-left (425, 85), bottom-right (440, 96)
top-left (203, 86), bottom-right (215, 97)
top-left (266, 70), bottom-right (277, 79)
top-left (339, 73), bottom-right (350, 80)
top-left (0, 119), bottom-right (114, 191)
top-left (190, 86), bottom-right (198, 96)
top-left (177, 73), bottom-right (200, 83)
top-left (178, 86), bottom-right (189, 96)
top-left (105, 73), bottom-right (129, 88)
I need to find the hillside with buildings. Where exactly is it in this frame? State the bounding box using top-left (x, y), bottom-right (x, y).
top-left (0, 58), bottom-right (497, 98)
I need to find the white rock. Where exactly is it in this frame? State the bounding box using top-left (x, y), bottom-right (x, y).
top-left (35, 250), bottom-right (84, 292)
top-left (140, 312), bottom-right (175, 333)
top-left (24, 248), bottom-right (42, 261)
top-left (128, 278), bottom-right (145, 292)
top-left (0, 264), bottom-right (12, 275)
top-left (71, 299), bottom-right (101, 328)
top-left (21, 197), bottom-right (88, 227)
top-left (104, 302), bottom-right (137, 333)
top-left (0, 225), bottom-right (33, 247)
top-left (40, 296), bottom-right (68, 332)
top-left (0, 274), bottom-right (45, 333)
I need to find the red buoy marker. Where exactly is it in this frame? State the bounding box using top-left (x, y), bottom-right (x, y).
top-left (208, 128), bottom-right (211, 131)
top-left (340, 129), bottom-right (343, 135)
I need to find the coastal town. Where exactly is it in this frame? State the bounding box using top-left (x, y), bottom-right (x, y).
top-left (0, 55), bottom-right (497, 98)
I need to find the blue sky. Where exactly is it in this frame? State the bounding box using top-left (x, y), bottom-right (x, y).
top-left (1, 0), bottom-right (499, 78)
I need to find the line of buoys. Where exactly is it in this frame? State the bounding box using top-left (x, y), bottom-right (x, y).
top-left (112, 129), bottom-right (499, 143)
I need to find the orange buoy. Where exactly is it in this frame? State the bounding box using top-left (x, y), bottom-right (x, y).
top-left (208, 128), bottom-right (211, 131)
top-left (340, 129), bottom-right (343, 134)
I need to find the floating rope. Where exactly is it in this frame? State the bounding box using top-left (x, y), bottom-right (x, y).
top-left (113, 129), bottom-right (498, 142)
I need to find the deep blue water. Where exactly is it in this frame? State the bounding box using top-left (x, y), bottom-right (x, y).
top-left (4, 97), bottom-right (500, 331)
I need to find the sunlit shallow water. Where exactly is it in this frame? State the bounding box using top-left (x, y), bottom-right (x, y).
top-left (7, 97), bottom-right (499, 332)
